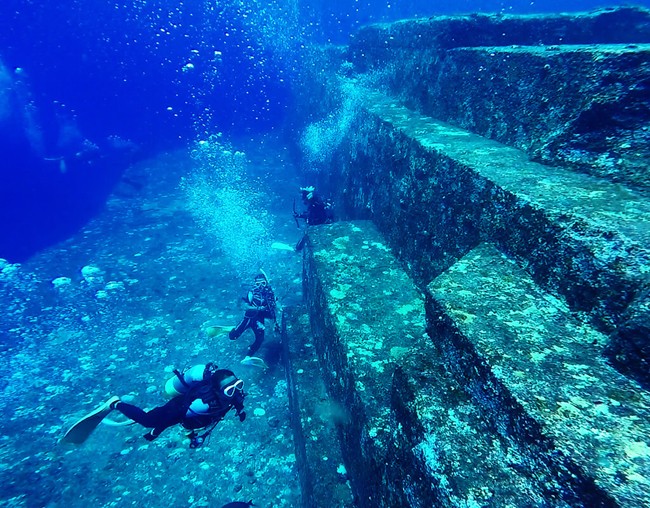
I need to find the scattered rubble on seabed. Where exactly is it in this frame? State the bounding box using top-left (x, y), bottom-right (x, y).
top-left (0, 148), bottom-right (304, 507)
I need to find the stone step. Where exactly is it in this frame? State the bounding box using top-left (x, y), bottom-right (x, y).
top-left (303, 220), bottom-right (570, 506)
top-left (334, 88), bottom-right (650, 385)
top-left (391, 350), bottom-right (572, 507)
top-left (428, 242), bottom-right (650, 507)
top-left (350, 6), bottom-right (650, 60)
top-left (374, 43), bottom-right (650, 192)
top-left (281, 306), bottom-right (354, 508)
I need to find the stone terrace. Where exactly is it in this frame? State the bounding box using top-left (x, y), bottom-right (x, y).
top-left (287, 6), bottom-right (650, 507)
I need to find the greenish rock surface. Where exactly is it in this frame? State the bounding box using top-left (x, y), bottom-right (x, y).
top-left (287, 7), bottom-right (650, 507)
top-left (319, 86), bottom-right (650, 387)
top-left (302, 221), bottom-right (576, 506)
top-left (428, 242), bottom-right (650, 507)
top-left (303, 220), bottom-right (427, 505)
top-left (345, 7), bottom-right (650, 193)
top-left (376, 44), bottom-right (650, 192)
top-left (350, 7), bottom-right (650, 61)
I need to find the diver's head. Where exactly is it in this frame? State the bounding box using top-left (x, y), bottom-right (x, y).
top-left (300, 186), bottom-right (315, 202)
top-left (254, 274), bottom-right (267, 288)
top-left (217, 375), bottom-right (245, 398)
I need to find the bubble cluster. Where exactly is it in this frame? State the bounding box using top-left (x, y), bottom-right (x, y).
top-left (299, 76), bottom-right (378, 172)
top-left (183, 136), bottom-right (271, 276)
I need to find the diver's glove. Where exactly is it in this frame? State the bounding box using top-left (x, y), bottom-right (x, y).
top-left (238, 411), bottom-right (247, 422)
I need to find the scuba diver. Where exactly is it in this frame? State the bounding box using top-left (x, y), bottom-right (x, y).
top-left (228, 270), bottom-right (278, 368)
top-left (293, 186), bottom-right (334, 251)
top-left (293, 186), bottom-right (334, 226)
top-left (62, 364), bottom-right (246, 448)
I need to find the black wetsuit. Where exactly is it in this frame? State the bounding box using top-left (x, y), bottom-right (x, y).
top-left (229, 284), bottom-right (276, 357)
top-left (296, 194), bottom-right (333, 226)
top-left (114, 371), bottom-right (245, 440)
top-left (295, 192), bottom-right (334, 251)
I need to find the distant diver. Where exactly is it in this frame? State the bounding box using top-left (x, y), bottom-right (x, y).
top-left (226, 270), bottom-right (279, 368)
top-left (293, 185), bottom-right (334, 251)
top-left (62, 363), bottom-right (246, 448)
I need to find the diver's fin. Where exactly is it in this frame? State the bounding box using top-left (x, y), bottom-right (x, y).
top-left (61, 396), bottom-right (119, 444)
top-left (101, 417), bottom-right (136, 427)
top-left (205, 324), bottom-right (234, 337)
top-left (295, 235), bottom-right (307, 252)
top-left (240, 356), bottom-right (268, 369)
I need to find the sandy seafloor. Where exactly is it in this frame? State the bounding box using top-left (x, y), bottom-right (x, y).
top-left (0, 139), bottom-right (308, 507)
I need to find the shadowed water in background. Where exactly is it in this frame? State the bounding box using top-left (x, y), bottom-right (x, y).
top-left (0, 0), bottom-right (634, 261)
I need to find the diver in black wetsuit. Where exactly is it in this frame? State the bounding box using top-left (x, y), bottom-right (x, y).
top-left (294, 186), bottom-right (334, 226)
top-left (109, 364), bottom-right (246, 447)
top-left (229, 272), bottom-right (278, 365)
top-left (294, 186), bottom-right (334, 251)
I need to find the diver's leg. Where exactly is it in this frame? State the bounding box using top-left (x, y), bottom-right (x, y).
top-left (295, 234), bottom-right (307, 252)
top-left (246, 319), bottom-right (265, 357)
top-left (114, 399), bottom-right (183, 429)
top-left (229, 316), bottom-right (251, 340)
top-left (114, 403), bottom-right (162, 428)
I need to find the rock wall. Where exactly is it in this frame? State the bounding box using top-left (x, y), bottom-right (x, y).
top-left (299, 221), bottom-right (574, 506)
top-left (288, 6), bottom-right (650, 506)
top-left (346, 7), bottom-right (650, 193)
top-left (291, 6), bottom-right (650, 387)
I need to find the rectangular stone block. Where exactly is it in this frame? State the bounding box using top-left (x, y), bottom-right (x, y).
top-left (350, 7), bottom-right (650, 64)
top-left (375, 44), bottom-right (650, 192)
top-left (332, 90), bottom-right (650, 385)
top-left (303, 220), bottom-right (430, 505)
top-left (302, 221), bottom-right (570, 506)
top-left (428, 243), bottom-right (650, 507)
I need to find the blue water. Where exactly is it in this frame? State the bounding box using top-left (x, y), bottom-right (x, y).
top-left (0, 0), bottom-right (647, 261)
top-left (1, 2), bottom-right (649, 507)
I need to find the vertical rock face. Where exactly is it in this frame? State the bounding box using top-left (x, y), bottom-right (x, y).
top-left (302, 221), bottom-right (426, 505)
top-left (300, 221), bottom-right (564, 506)
top-left (346, 8), bottom-right (650, 193)
top-left (402, 45), bottom-right (650, 191)
top-left (349, 7), bottom-right (650, 59)
top-left (292, 6), bottom-right (650, 386)
top-left (289, 6), bottom-right (650, 506)
top-left (297, 221), bottom-right (649, 506)
top-left (335, 93), bottom-right (650, 333)
top-left (428, 243), bottom-right (650, 507)
top-left (282, 306), bottom-right (354, 508)
top-left (376, 44), bottom-right (650, 192)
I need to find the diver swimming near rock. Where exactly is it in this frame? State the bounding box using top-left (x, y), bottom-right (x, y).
top-left (62, 363), bottom-right (246, 448)
top-left (293, 185), bottom-right (334, 251)
top-left (225, 270), bottom-right (279, 369)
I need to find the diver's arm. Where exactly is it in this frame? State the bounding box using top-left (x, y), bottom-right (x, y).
top-left (239, 291), bottom-right (263, 312)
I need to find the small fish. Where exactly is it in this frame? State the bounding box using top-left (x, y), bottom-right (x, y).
top-left (221, 501), bottom-right (254, 508)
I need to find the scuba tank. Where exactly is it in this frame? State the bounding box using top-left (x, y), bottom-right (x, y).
top-left (164, 364), bottom-right (211, 397)
top-left (165, 364), bottom-right (223, 422)
top-left (163, 364), bottom-right (242, 448)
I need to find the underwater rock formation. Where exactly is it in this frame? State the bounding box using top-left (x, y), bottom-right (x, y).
top-left (282, 306), bottom-right (354, 507)
top-left (349, 7), bottom-right (650, 193)
top-left (289, 6), bottom-right (650, 507)
top-left (293, 221), bottom-right (650, 506)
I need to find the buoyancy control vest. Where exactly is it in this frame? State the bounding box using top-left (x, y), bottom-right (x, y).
top-left (246, 285), bottom-right (276, 320)
top-left (164, 364), bottom-right (225, 420)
